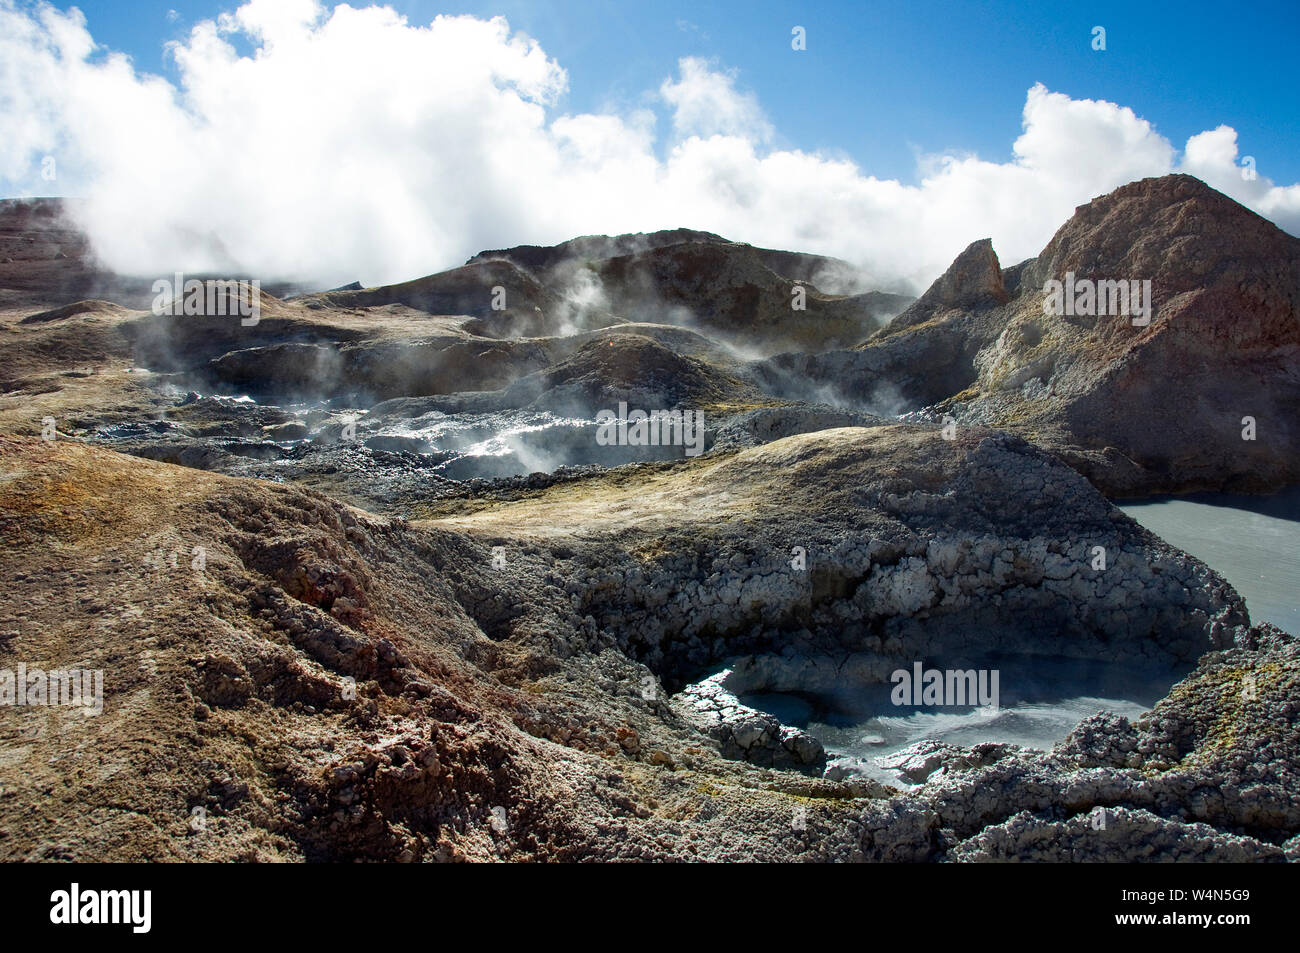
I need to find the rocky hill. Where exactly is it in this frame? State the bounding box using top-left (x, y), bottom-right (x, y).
top-left (756, 175), bottom-right (1300, 496)
top-left (0, 174), bottom-right (1296, 862)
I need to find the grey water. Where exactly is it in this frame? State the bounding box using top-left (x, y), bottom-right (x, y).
top-left (1119, 487), bottom-right (1300, 635)
top-left (810, 695), bottom-right (1154, 787)
top-left (738, 655), bottom-right (1186, 786)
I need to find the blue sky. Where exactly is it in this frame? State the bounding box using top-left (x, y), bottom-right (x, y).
top-left (5, 0), bottom-right (1298, 287)
top-left (55, 0), bottom-right (1300, 184)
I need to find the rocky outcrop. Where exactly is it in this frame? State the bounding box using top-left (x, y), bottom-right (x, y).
top-left (969, 174), bottom-right (1300, 496)
top-left (428, 425), bottom-right (1251, 679)
top-left (754, 175), bottom-right (1300, 496)
top-left (671, 671), bottom-right (825, 771)
top-left (877, 237), bottom-right (1008, 336)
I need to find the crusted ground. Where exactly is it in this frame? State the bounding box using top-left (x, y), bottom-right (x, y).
top-left (1, 433), bottom-right (1294, 862)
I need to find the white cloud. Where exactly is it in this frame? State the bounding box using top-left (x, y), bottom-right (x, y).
top-left (1, 1), bottom-right (1297, 293)
top-left (1180, 124), bottom-right (1300, 227)
top-left (660, 56), bottom-right (771, 142)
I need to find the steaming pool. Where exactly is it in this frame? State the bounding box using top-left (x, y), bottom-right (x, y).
top-left (724, 490), bottom-right (1298, 784)
top-left (717, 654), bottom-right (1185, 786)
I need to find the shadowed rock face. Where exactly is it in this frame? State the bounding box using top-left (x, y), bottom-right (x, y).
top-left (0, 199), bottom-right (132, 310)
top-left (589, 240), bottom-right (910, 354)
top-left (748, 239), bottom-right (1017, 410)
top-left (0, 198), bottom-right (309, 311)
top-left (426, 425), bottom-right (1249, 680)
